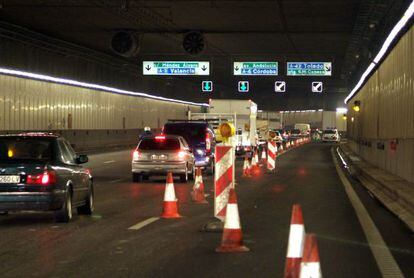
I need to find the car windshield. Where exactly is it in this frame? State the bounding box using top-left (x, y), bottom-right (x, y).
top-left (138, 138), bottom-right (180, 150)
top-left (0, 137), bottom-right (54, 161)
top-left (324, 130), bottom-right (336, 134)
top-left (163, 124), bottom-right (206, 145)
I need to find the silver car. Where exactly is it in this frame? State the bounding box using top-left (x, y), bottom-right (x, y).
top-left (131, 135), bottom-right (195, 183)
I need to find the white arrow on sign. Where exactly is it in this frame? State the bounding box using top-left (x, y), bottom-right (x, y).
top-left (312, 81), bottom-right (323, 93)
top-left (275, 81), bottom-right (286, 92)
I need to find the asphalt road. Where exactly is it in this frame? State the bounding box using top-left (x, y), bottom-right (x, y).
top-left (0, 143), bottom-right (413, 277)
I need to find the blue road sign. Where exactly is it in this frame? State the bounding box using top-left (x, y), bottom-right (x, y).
top-left (202, 81), bottom-right (213, 92)
top-left (238, 81), bottom-right (249, 92)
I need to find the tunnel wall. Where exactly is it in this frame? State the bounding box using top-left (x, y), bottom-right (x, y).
top-left (346, 25), bottom-right (414, 183)
top-left (0, 74), bottom-right (202, 151)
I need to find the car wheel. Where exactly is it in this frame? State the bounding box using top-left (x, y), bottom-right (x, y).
top-left (77, 184), bottom-right (94, 215)
top-left (54, 190), bottom-right (73, 223)
top-left (0, 211), bottom-right (8, 216)
top-left (132, 173), bottom-right (142, 183)
top-left (180, 166), bottom-right (189, 183)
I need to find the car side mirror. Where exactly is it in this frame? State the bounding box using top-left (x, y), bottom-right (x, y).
top-left (76, 154), bottom-right (88, 164)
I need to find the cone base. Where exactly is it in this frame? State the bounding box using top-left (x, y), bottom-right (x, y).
top-left (161, 213), bottom-right (182, 219)
top-left (215, 245), bottom-right (250, 253)
top-left (161, 201), bottom-right (181, 218)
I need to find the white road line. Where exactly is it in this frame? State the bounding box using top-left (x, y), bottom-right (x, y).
top-left (103, 160), bottom-right (116, 164)
top-left (128, 217), bottom-right (160, 230)
top-left (109, 179), bottom-right (123, 184)
top-left (331, 148), bottom-right (404, 278)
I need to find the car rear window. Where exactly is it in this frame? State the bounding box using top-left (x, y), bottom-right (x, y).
top-left (163, 124), bottom-right (206, 144)
top-left (138, 138), bottom-right (180, 150)
top-left (292, 129), bottom-right (301, 134)
top-left (0, 137), bottom-right (54, 161)
top-left (324, 130), bottom-right (336, 134)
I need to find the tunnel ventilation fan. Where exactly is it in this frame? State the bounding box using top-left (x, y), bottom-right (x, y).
top-left (183, 31), bottom-right (204, 55)
top-left (111, 31), bottom-right (140, 57)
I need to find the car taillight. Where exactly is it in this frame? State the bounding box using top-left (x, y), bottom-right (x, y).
top-left (178, 150), bottom-right (186, 159)
top-left (27, 171), bottom-right (56, 186)
top-left (132, 150), bottom-right (141, 161)
top-left (206, 132), bottom-right (211, 153)
top-left (155, 135), bottom-right (166, 141)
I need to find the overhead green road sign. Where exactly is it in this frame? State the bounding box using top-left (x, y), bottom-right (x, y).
top-left (287, 62), bottom-right (332, 76)
top-left (143, 61), bottom-right (210, 76)
top-left (234, 62), bottom-right (278, 76)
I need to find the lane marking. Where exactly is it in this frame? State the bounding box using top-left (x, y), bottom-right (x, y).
top-left (128, 217), bottom-right (160, 230)
top-left (103, 160), bottom-right (116, 164)
top-left (332, 148), bottom-right (404, 278)
top-left (109, 179), bottom-right (124, 184)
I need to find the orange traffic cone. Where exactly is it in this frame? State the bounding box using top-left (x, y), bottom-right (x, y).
top-left (191, 167), bottom-right (208, 204)
top-left (299, 234), bottom-right (322, 278)
top-left (279, 143), bottom-right (284, 153)
top-left (261, 148), bottom-right (267, 165)
top-left (284, 204), bottom-right (305, 278)
top-left (254, 149), bottom-right (260, 166)
top-left (242, 155), bottom-right (251, 177)
top-left (250, 150), bottom-right (261, 176)
top-left (161, 172), bottom-right (182, 218)
top-left (216, 188), bottom-right (249, 253)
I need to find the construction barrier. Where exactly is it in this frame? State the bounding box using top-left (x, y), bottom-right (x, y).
top-left (161, 172), bottom-right (182, 218)
top-left (214, 145), bottom-right (234, 221)
top-left (216, 188), bottom-right (249, 253)
top-left (284, 204), bottom-right (305, 278)
top-left (267, 141), bottom-right (277, 172)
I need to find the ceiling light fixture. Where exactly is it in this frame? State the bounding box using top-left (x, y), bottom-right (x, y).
top-left (345, 1), bottom-right (414, 104)
top-left (0, 67), bottom-right (209, 107)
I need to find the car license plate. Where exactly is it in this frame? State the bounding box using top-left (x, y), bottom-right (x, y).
top-left (0, 175), bottom-right (20, 184)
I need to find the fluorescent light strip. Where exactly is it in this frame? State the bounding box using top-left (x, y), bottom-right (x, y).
top-left (345, 0), bottom-right (414, 104)
top-left (336, 107), bottom-right (348, 113)
top-left (0, 67), bottom-right (209, 107)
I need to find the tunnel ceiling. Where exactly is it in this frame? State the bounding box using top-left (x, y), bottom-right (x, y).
top-left (0, 0), bottom-right (411, 110)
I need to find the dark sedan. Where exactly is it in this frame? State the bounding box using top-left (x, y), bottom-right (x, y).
top-left (0, 133), bottom-right (94, 222)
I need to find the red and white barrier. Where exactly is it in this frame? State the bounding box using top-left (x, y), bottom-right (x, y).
top-left (267, 141), bottom-right (277, 172)
top-left (214, 145), bottom-right (234, 221)
top-left (299, 234), bottom-right (322, 278)
top-left (284, 204), bottom-right (305, 278)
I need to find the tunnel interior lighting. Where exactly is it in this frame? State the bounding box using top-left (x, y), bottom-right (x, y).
top-left (353, 100), bottom-right (361, 112)
top-left (345, 0), bottom-right (414, 104)
top-left (0, 67), bottom-right (209, 107)
top-left (336, 107), bottom-right (348, 113)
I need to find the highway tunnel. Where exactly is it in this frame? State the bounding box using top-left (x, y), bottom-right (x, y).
top-left (0, 1), bottom-right (413, 277)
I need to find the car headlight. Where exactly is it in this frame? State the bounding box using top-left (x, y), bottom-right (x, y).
top-left (196, 149), bottom-right (204, 155)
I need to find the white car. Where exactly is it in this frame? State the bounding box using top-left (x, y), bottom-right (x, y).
top-left (322, 129), bottom-right (340, 142)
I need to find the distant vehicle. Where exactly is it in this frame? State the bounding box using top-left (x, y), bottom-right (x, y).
top-left (162, 121), bottom-right (215, 174)
top-left (294, 123), bottom-right (311, 137)
top-left (0, 133), bottom-right (93, 222)
top-left (290, 129), bottom-right (302, 139)
top-left (322, 129), bottom-right (340, 142)
top-left (132, 134), bottom-right (195, 183)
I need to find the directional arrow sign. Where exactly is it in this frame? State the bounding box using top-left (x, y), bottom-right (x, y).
top-left (202, 81), bottom-right (213, 92)
top-left (312, 81), bottom-right (323, 93)
top-left (238, 81), bottom-right (249, 92)
top-left (234, 62), bottom-right (278, 76)
top-left (287, 62), bottom-right (332, 76)
top-left (143, 61), bottom-right (210, 75)
top-left (275, 81), bottom-right (286, 92)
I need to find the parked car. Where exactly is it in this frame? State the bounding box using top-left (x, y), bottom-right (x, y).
top-left (131, 134), bottom-right (195, 183)
top-left (322, 129), bottom-right (340, 142)
top-left (0, 133), bottom-right (93, 222)
top-left (162, 121), bottom-right (215, 174)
